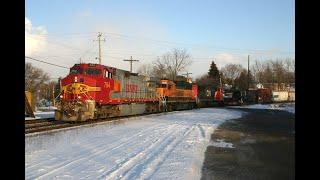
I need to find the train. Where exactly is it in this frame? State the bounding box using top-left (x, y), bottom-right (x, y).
top-left (54, 63), bottom-right (293, 122)
top-left (54, 63), bottom-right (198, 121)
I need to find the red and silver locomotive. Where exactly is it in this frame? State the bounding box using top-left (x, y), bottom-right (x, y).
top-left (55, 63), bottom-right (159, 121)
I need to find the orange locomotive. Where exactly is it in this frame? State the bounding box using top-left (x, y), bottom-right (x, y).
top-left (156, 79), bottom-right (198, 111)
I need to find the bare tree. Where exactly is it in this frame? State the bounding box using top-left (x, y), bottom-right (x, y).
top-left (152, 48), bottom-right (192, 80)
top-left (251, 60), bottom-right (264, 83)
top-left (220, 64), bottom-right (245, 86)
top-left (25, 63), bottom-right (50, 93)
top-left (249, 58), bottom-right (295, 89)
top-left (137, 63), bottom-right (154, 77)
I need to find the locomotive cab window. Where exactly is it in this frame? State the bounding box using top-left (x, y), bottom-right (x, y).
top-left (86, 68), bottom-right (101, 75)
top-left (70, 68), bottom-right (83, 74)
top-left (105, 70), bottom-right (112, 78)
top-left (157, 83), bottom-right (167, 88)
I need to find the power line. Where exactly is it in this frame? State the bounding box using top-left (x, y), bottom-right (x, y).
top-left (35, 32), bottom-right (96, 37)
top-left (25, 56), bottom-right (69, 69)
top-left (29, 31), bottom-right (294, 54)
top-left (100, 31), bottom-right (294, 54)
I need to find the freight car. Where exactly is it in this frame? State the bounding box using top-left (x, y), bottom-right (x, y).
top-left (243, 88), bottom-right (273, 104)
top-left (223, 89), bottom-right (244, 106)
top-left (272, 91), bottom-right (290, 102)
top-left (257, 88), bottom-right (272, 103)
top-left (55, 63), bottom-right (198, 122)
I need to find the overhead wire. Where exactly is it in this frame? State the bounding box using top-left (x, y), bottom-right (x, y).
top-left (26, 31), bottom-right (294, 71)
top-left (28, 30), bottom-right (294, 54)
top-left (25, 56), bottom-right (69, 69)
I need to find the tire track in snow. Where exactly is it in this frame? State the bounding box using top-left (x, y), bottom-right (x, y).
top-left (197, 124), bottom-right (206, 138)
top-left (26, 122), bottom-right (171, 179)
top-left (29, 123), bottom-right (173, 179)
top-left (100, 123), bottom-right (190, 180)
top-left (123, 125), bottom-right (195, 180)
top-left (64, 123), bottom-right (181, 177)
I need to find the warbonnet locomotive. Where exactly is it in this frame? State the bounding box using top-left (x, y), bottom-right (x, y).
top-left (55, 63), bottom-right (198, 121)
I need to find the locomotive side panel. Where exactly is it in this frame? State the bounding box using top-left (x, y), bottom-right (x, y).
top-left (118, 103), bottom-right (147, 116)
top-left (111, 69), bottom-right (156, 100)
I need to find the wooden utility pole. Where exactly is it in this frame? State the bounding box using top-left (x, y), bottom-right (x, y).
top-left (52, 84), bottom-right (55, 107)
top-left (182, 72), bottom-right (192, 79)
top-left (247, 55), bottom-right (250, 89)
top-left (219, 73), bottom-right (222, 88)
top-left (182, 72), bottom-right (193, 83)
top-left (123, 56), bottom-right (139, 73)
top-left (94, 32), bottom-right (105, 64)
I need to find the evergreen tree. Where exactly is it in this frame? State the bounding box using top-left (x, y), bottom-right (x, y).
top-left (208, 61), bottom-right (220, 78)
top-left (207, 61), bottom-right (220, 88)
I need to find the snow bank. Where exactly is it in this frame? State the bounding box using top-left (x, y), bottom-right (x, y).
top-left (25, 108), bottom-right (244, 180)
top-left (211, 139), bottom-right (235, 148)
top-left (233, 103), bottom-right (295, 114)
top-left (37, 106), bottom-right (57, 111)
top-left (25, 111), bottom-right (55, 120)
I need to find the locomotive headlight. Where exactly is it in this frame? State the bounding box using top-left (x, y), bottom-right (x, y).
top-left (60, 95), bottom-right (64, 98)
top-left (75, 76), bottom-right (78, 82)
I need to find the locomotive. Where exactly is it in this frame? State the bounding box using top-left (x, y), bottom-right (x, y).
top-left (54, 63), bottom-right (277, 122)
top-left (55, 63), bottom-right (198, 121)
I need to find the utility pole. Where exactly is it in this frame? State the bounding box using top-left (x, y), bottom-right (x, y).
top-left (52, 84), bottom-right (55, 107)
top-left (123, 56), bottom-right (139, 73)
top-left (247, 55), bottom-right (250, 90)
top-left (94, 32), bottom-right (105, 64)
top-left (219, 73), bottom-right (222, 88)
top-left (182, 72), bottom-right (193, 83)
top-left (182, 72), bottom-right (192, 79)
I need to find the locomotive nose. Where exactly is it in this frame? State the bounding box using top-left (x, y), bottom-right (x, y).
top-left (71, 83), bottom-right (81, 95)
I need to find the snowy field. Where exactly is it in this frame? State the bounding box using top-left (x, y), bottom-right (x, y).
top-left (233, 103), bottom-right (295, 114)
top-left (25, 108), bottom-right (244, 180)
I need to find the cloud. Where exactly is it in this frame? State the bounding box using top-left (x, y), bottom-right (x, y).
top-left (25, 17), bottom-right (47, 56)
top-left (214, 53), bottom-right (247, 69)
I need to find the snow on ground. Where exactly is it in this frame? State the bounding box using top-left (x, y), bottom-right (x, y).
top-left (25, 108), bottom-right (244, 180)
top-left (210, 139), bottom-right (235, 148)
top-left (25, 111), bottom-right (55, 120)
top-left (233, 103), bottom-right (295, 114)
top-left (37, 106), bottom-right (57, 111)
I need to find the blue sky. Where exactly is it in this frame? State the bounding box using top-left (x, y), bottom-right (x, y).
top-left (25, 0), bottom-right (294, 78)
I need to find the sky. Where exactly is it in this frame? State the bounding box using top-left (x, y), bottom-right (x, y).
top-left (25, 0), bottom-right (295, 79)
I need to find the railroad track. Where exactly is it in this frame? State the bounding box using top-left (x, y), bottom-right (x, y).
top-left (25, 111), bottom-right (175, 135)
top-left (25, 118), bottom-right (54, 125)
top-left (25, 118), bottom-right (73, 134)
top-left (24, 109), bottom-right (197, 135)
